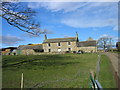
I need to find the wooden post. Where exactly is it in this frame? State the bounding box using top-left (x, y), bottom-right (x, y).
top-left (21, 73), bottom-right (24, 89)
top-left (115, 72), bottom-right (118, 88)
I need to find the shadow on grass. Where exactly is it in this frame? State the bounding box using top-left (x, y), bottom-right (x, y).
top-left (2, 55), bottom-right (78, 69)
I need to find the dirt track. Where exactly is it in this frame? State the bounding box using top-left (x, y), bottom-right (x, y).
top-left (105, 52), bottom-right (120, 89)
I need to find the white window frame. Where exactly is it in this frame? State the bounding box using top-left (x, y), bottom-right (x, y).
top-left (48, 43), bottom-right (50, 47)
top-left (57, 42), bottom-right (61, 46)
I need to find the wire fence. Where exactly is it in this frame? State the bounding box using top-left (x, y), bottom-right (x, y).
top-left (89, 53), bottom-right (103, 89)
top-left (96, 54), bottom-right (101, 80)
top-left (20, 54), bottom-right (103, 88)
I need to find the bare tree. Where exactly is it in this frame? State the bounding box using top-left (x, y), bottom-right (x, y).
top-left (0, 2), bottom-right (45, 36)
top-left (97, 36), bottom-right (114, 50)
top-left (116, 42), bottom-right (120, 51)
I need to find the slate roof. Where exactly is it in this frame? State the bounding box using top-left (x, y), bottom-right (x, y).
top-left (43, 37), bottom-right (77, 43)
top-left (17, 44), bottom-right (43, 50)
top-left (77, 40), bottom-right (97, 47)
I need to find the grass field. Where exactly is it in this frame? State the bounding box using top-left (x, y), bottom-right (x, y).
top-left (2, 53), bottom-right (116, 88)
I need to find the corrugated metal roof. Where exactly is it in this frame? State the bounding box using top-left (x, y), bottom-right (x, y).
top-left (43, 37), bottom-right (77, 43)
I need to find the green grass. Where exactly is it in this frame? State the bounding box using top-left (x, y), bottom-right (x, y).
top-left (109, 50), bottom-right (120, 54)
top-left (98, 54), bottom-right (116, 88)
top-left (2, 53), bottom-right (115, 88)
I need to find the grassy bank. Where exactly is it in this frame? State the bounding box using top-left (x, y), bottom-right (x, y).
top-left (98, 54), bottom-right (116, 88)
top-left (2, 53), bottom-right (115, 88)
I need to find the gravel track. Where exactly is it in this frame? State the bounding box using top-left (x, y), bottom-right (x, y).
top-left (105, 52), bottom-right (120, 89)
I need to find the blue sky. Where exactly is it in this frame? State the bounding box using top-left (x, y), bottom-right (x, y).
top-left (2, 2), bottom-right (118, 48)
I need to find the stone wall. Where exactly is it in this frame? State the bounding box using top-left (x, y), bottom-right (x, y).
top-left (13, 50), bottom-right (65, 55)
top-left (21, 49), bottom-right (35, 55)
top-left (10, 46), bottom-right (97, 55)
top-left (43, 41), bottom-right (77, 52)
top-left (76, 46), bottom-right (97, 52)
top-left (13, 49), bottom-right (35, 55)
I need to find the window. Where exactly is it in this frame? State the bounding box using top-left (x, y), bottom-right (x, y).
top-left (48, 43), bottom-right (50, 47)
top-left (34, 49), bottom-right (44, 52)
top-left (68, 42), bottom-right (71, 45)
top-left (49, 49), bottom-right (51, 52)
top-left (58, 48), bottom-right (61, 52)
top-left (68, 48), bottom-right (71, 51)
top-left (58, 43), bottom-right (61, 46)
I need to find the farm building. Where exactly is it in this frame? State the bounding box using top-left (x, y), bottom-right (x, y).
top-left (43, 33), bottom-right (97, 53)
top-left (43, 36), bottom-right (78, 52)
top-left (76, 37), bottom-right (97, 52)
top-left (1, 47), bottom-right (17, 55)
top-left (15, 44), bottom-right (43, 55)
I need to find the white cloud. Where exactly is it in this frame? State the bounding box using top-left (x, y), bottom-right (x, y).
top-left (22, 0), bottom-right (119, 2)
top-left (61, 18), bottom-right (117, 28)
top-left (28, 2), bottom-right (88, 12)
top-left (1, 34), bottom-right (24, 46)
top-left (21, 33), bottom-right (39, 38)
top-left (114, 37), bottom-right (120, 42)
top-left (21, 29), bottom-right (53, 38)
top-left (28, 2), bottom-right (41, 9)
top-left (60, 2), bottom-right (117, 28)
top-left (100, 34), bottom-right (112, 38)
top-left (113, 25), bottom-right (118, 31)
top-left (99, 34), bottom-right (119, 42)
top-left (28, 2), bottom-right (117, 29)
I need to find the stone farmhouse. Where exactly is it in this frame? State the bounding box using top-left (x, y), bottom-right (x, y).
top-left (43, 33), bottom-right (97, 53)
top-left (1, 33), bottom-right (97, 55)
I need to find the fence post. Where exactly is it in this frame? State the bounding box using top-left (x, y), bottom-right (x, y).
top-left (21, 73), bottom-right (24, 89)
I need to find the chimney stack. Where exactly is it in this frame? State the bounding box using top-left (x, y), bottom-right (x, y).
top-left (44, 34), bottom-right (47, 40)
